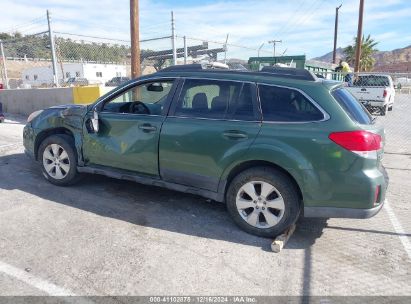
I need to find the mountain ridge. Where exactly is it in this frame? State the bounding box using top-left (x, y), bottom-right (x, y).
top-left (312, 45), bottom-right (411, 72)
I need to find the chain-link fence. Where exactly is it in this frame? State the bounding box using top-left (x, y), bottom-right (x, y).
top-left (0, 32), bottom-right (175, 89)
top-left (0, 31), bottom-right (53, 89)
top-left (0, 28), bottom-right (274, 89)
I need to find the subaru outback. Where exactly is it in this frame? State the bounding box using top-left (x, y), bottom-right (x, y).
top-left (23, 65), bottom-right (388, 237)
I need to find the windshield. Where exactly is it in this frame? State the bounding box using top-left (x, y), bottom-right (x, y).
top-left (332, 88), bottom-right (373, 124)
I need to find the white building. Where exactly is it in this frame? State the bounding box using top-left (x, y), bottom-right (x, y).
top-left (22, 63), bottom-right (127, 86)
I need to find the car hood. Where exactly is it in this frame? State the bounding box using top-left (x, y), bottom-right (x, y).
top-left (48, 104), bottom-right (89, 116)
top-left (31, 104), bottom-right (89, 130)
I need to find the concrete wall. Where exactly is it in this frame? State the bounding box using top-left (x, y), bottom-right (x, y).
top-left (0, 88), bottom-right (74, 116)
top-left (0, 86), bottom-right (112, 115)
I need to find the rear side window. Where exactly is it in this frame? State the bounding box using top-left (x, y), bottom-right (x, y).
top-left (258, 85), bottom-right (324, 122)
top-left (173, 79), bottom-right (258, 121)
top-left (332, 88), bottom-right (373, 124)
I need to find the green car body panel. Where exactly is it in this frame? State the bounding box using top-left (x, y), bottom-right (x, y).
top-left (23, 68), bottom-right (388, 218)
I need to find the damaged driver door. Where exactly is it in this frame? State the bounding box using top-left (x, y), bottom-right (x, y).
top-left (82, 79), bottom-right (177, 177)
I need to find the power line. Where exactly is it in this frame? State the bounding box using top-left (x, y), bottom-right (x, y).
top-left (177, 35), bottom-right (271, 53)
top-left (54, 17), bottom-right (169, 34)
top-left (280, 0), bottom-right (325, 37)
top-left (0, 16), bottom-right (45, 34)
top-left (54, 31), bottom-right (171, 44)
top-left (54, 32), bottom-right (131, 43)
top-left (272, 0), bottom-right (309, 39)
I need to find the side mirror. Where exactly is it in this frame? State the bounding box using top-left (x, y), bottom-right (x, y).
top-left (147, 83), bottom-right (164, 92)
top-left (91, 109), bottom-right (99, 133)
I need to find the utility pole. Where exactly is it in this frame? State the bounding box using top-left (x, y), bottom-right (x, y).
top-left (0, 40), bottom-right (9, 89)
top-left (333, 4), bottom-right (342, 64)
top-left (171, 11), bottom-right (177, 65)
top-left (354, 0), bottom-right (365, 72)
top-left (258, 43), bottom-right (264, 58)
top-left (223, 34), bottom-right (229, 64)
top-left (183, 36), bottom-right (188, 64)
top-left (47, 10), bottom-right (59, 87)
top-left (268, 40), bottom-right (282, 57)
top-left (130, 0), bottom-right (141, 78)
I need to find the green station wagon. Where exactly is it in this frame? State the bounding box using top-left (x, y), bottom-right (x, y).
top-left (23, 65), bottom-right (388, 237)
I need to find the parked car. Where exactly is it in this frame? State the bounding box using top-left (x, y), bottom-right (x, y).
top-left (23, 65), bottom-right (388, 237)
top-left (65, 77), bottom-right (89, 87)
top-left (346, 74), bottom-right (395, 115)
top-left (105, 77), bottom-right (130, 87)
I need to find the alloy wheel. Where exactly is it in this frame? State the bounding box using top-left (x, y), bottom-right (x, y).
top-left (236, 181), bottom-right (285, 229)
top-left (42, 144), bottom-right (70, 180)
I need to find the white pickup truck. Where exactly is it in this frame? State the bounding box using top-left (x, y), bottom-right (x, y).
top-left (346, 74), bottom-right (395, 116)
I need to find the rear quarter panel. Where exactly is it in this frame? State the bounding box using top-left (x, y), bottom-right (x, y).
top-left (221, 82), bottom-right (375, 209)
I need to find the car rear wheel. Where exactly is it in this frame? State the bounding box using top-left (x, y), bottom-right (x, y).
top-left (226, 167), bottom-right (301, 238)
top-left (381, 104), bottom-right (388, 116)
top-left (38, 134), bottom-right (80, 186)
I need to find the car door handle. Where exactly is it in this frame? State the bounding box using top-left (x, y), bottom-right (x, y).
top-left (138, 124), bottom-right (157, 132)
top-left (361, 88), bottom-right (367, 91)
top-left (222, 131), bottom-right (248, 140)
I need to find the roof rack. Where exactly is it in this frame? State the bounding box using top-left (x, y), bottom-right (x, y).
top-left (160, 64), bottom-right (203, 72)
top-left (160, 62), bottom-right (229, 72)
top-left (159, 64), bottom-right (317, 81)
top-left (260, 66), bottom-right (317, 81)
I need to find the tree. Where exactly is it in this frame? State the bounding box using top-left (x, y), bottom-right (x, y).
top-left (344, 34), bottom-right (378, 71)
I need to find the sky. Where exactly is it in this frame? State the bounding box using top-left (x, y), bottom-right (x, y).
top-left (0, 0), bottom-right (410, 60)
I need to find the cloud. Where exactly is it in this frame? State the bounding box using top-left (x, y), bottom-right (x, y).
top-left (0, 0), bottom-right (409, 59)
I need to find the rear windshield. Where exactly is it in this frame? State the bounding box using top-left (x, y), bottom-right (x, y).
top-left (332, 88), bottom-right (373, 124)
top-left (353, 75), bottom-right (390, 87)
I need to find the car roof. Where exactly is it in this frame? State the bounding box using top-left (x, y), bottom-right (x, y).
top-left (150, 66), bottom-right (325, 89)
top-left (157, 64), bottom-right (318, 81)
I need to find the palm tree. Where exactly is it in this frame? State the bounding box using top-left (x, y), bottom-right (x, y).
top-left (344, 34), bottom-right (378, 71)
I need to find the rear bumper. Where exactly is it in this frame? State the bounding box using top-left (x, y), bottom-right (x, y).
top-left (304, 200), bottom-right (385, 219)
top-left (360, 100), bottom-right (387, 107)
top-left (304, 166), bottom-right (388, 219)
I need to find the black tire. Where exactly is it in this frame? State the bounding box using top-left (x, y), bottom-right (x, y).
top-left (226, 167), bottom-right (301, 238)
top-left (380, 105), bottom-right (387, 116)
top-left (38, 134), bottom-right (80, 186)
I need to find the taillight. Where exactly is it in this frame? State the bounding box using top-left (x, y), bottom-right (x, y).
top-left (329, 131), bottom-right (382, 157)
top-left (383, 89), bottom-right (387, 98)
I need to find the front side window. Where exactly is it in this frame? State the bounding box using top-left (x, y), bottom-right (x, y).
top-left (258, 84), bottom-right (323, 122)
top-left (174, 79), bottom-right (257, 121)
top-left (102, 80), bottom-right (174, 116)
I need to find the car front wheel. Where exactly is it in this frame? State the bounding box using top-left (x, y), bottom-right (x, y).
top-left (226, 167), bottom-right (301, 238)
top-left (38, 134), bottom-right (79, 186)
